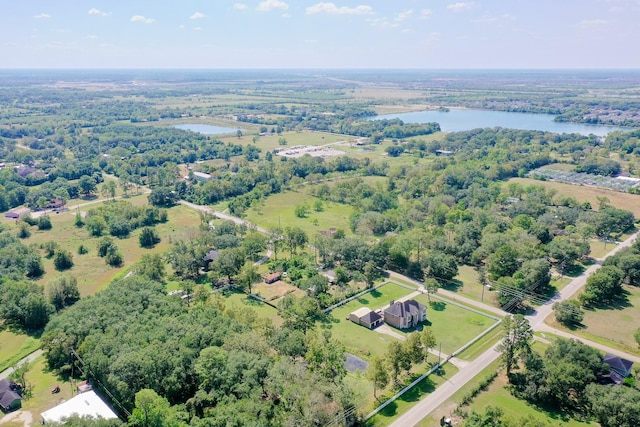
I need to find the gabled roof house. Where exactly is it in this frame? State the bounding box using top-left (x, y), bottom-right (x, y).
top-left (0, 379), bottom-right (22, 413)
top-left (383, 299), bottom-right (427, 329)
top-left (602, 353), bottom-right (634, 385)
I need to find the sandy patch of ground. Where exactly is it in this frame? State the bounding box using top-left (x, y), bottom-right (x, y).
top-left (0, 410), bottom-right (34, 427)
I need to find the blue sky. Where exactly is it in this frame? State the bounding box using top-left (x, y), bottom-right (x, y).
top-left (1, 0), bottom-right (638, 68)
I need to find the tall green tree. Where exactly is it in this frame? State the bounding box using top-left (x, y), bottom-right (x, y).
top-left (367, 356), bottom-right (389, 400)
top-left (498, 314), bottom-right (532, 376)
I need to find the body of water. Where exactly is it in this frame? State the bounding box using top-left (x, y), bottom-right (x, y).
top-left (174, 123), bottom-right (239, 135)
top-left (373, 109), bottom-right (628, 137)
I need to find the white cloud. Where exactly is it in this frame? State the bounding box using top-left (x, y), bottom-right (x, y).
top-left (34, 13), bottom-right (51, 19)
top-left (233, 3), bottom-right (248, 10)
top-left (178, 24), bottom-right (185, 29)
top-left (194, 27), bottom-right (203, 31)
top-left (395, 9), bottom-right (413, 22)
top-left (576, 19), bottom-right (608, 29)
top-left (419, 9), bottom-right (432, 19)
top-left (447, 2), bottom-right (475, 12)
top-left (473, 13), bottom-right (515, 24)
top-left (88, 8), bottom-right (110, 17)
top-left (257, 0), bottom-right (289, 12)
top-left (130, 15), bottom-right (155, 24)
top-left (87, 34), bottom-right (98, 39)
top-left (190, 12), bottom-right (206, 19)
top-left (282, 13), bottom-right (292, 18)
top-left (306, 2), bottom-right (374, 15)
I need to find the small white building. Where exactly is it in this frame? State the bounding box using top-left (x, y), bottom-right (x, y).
top-left (41, 390), bottom-right (119, 424)
top-left (192, 171), bottom-right (212, 181)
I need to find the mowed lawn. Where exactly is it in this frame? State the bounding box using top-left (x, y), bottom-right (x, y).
top-left (17, 356), bottom-right (74, 422)
top-left (366, 364), bottom-right (459, 427)
top-left (221, 130), bottom-right (353, 150)
top-left (507, 177), bottom-right (640, 217)
top-left (456, 374), bottom-right (596, 427)
top-left (5, 198), bottom-right (201, 296)
top-left (549, 285), bottom-right (640, 356)
top-left (412, 294), bottom-right (498, 355)
top-left (0, 330), bottom-right (40, 372)
top-left (243, 191), bottom-right (355, 235)
top-left (322, 283), bottom-right (417, 359)
top-left (221, 289), bottom-right (283, 326)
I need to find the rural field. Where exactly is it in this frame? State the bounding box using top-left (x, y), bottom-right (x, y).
top-left (3, 197), bottom-right (202, 296)
top-left (243, 190), bottom-right (355, 235)
top-left (0, 331), bottom-right (40, 373)
top-left (546, 284), bottom-right (640, 356)
top-left (508, 177), bottom-right (640, 217)
top-left (323, 282), bottom-right (418, 359)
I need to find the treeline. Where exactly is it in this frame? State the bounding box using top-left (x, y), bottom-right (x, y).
top-left (41, 276), bottom-right (357, 426)
top-left (84, 200), bottom-right (167, 238)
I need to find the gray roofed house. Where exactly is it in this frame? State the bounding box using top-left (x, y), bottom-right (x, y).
top-left (0, 379), bottom-right (22, 413)
top-left (602, 353), bottom-right (634, 385)
top-left (348, 307), bottom-right (383, 329)
top-left (383, 299), bottom-right (427, 329)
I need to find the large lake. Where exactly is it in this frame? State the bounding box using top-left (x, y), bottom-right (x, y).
top-left (373, 109), bottom-right (628, 137)
top-left (174, 123), bottom-right (239, 135)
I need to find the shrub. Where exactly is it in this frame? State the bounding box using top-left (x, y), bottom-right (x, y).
top-left (139, 227), bottom-right (160, 248)
top-left (53, 249), bottom-right (74, 271)
top-left (17, 223), bottom-right (31, 239)
top-left (37, 215), bottom-right (52, 230)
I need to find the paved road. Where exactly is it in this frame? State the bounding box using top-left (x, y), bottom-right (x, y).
top-left (388, 230), bottom-right (640, 427)
top-left (0, 350), bottom-right (44, 380)
top-left (179, 200), bottom-right (270, 234)
top-left (175, 200), bottom-right (640, 426)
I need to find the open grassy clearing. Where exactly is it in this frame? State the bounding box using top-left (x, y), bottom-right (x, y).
top-left (220, 288), bottom-right (283, 326)
top-left (422, 341), bottom-right (595, 427)
top-left (589, 239), bottom-right (619, 259)
top-left (454, 325), bottom-right (504, 362)
top-left (452, 373), bottom-right (595, 427)
top-left (4, 197), bottom-right (201, 296)
top-left (411, 294), bottom-right (499, 355)
top-left (321, 283), bottom-right (417, 359)
top-left (15, 356), bottom-right (74, 422)
top-left (223, 130), bottom-right (353, 150)
top-left (366, 364), bottom-right (459, 427)
top-left (243, 190), bottom-right (355, 235)
top-left (252, 280), bottom-right (304, 301)
top-left (508, 177), bottom-right (640, 217)
top-left (0, 331), bottom-right (40, 373)
top-left (545, 285), bottom-right (640, 356)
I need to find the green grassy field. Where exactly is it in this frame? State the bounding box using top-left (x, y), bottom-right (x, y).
top-left (454, 325), bottom-right (503, 361)
top-left (322, 283), bottom-right (417, 359)
top-left (366, 364), bottom-right (459, 427)
top-left (421, 341), bottom-right (595, 427)
top-left (450, 374), bottom-right (595, 427)
top-left (3, 199), bottom-right (202, 296)
top-left (220, 130), bottom-right (354, 150)
top-left (0, 331), bottom-right (40, 373)
top-left (17, 356), bottom-right (74, 422)
top-left (412, 294), bottom-right (499, 355)
top-left (546, 285), bottom-right (640, 356)
top-left (220, 288), bottom-right (283, 326)
top-left (445, 265), bottom-right (499, 305)
top-left (243, 190), bottom-right (355, 235)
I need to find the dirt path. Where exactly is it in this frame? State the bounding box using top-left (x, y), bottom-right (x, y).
top-left (0, 410), bottom-right (33, 427)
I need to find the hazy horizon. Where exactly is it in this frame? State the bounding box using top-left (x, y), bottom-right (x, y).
top-left (2, 1), bottom-right (639, 69)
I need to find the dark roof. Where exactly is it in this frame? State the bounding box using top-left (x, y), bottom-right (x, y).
top-left (604, 353), bottom-right (633, 375)
top-left (360, 310), bottom-right (382, 324)
top-left (4, 212), bottom-right (19, 219)
top-left (0, 379), bottom-right (21, 410)
top-left (385, 299), bottom-right (426, 318)
top-left (203, 250), bottom-right (219, 262)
